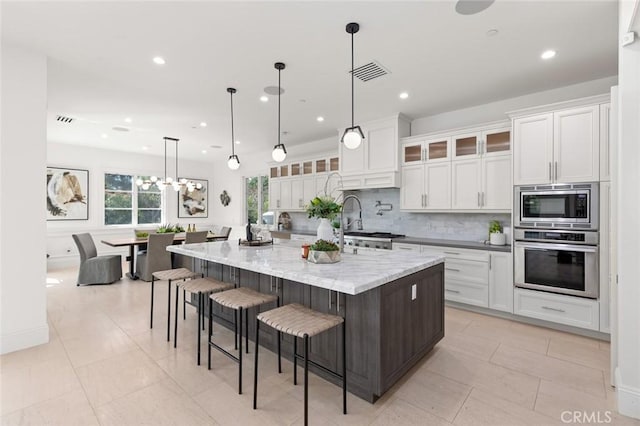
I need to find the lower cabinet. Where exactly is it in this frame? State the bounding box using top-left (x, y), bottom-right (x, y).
top-left (514, 288), bottom-right (599, 331)
top-left (488, 252), bottom-right (513, 313)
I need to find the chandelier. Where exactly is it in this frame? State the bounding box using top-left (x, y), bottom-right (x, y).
top-left (135, 137), bottom-right (202, 192)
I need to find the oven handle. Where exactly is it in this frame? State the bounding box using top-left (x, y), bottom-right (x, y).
top-left (515, 241), bottom-right (598, 253)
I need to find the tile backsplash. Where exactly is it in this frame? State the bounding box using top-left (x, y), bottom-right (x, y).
top-left (284, 188), bottom-right (510, 242)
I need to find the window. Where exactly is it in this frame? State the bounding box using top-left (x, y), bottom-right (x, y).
top-left (245, 175), bottom-right (269, 224)
top-left (104, 173), bottom-right (163, 225)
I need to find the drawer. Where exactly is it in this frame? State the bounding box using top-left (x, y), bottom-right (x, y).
top-left (514, 288), bottom-right (599, 330)
top-left (445, 259), bottom-right (489, 285)
top-left (393, 242), bottom-right (421, 252)
top-left (423, 245), bottom-right (489, 262)
top-left (445, 279), bottom-right (489, 307)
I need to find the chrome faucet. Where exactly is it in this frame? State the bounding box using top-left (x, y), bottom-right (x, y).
top-left (339, 194), bottom-right (363, 253)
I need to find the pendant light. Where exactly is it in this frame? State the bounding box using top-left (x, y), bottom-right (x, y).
top-left (341, 22), bottom-right (365, 150)
top-left (271, 62), bottom-right (287, 162)
top-left (226, 87), bottom-right (240, 170)
top-left (135, 137), bottom-right (201, 192)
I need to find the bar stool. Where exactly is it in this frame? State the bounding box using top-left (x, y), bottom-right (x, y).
top-left (208, 287), bottom-right (278, 394)
top-left (252, 303), bottom-right (346, 425)
top-left (150, 267), bottom-right (200, 341)
top-left (174, 277), bottom-right (234, 365)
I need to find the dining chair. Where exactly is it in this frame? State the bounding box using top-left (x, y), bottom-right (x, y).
top-left (72, 233), bottom-right (122, 286)
top-left (135, 233), bottom-right (175, 282)
top-left (173, 230), bottom-right (208, 270)
top-left (215, 226), bottom-right (231, 241)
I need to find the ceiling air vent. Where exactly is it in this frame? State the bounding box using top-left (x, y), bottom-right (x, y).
top-left (56, 115), bottom-right (74, 124)
top-left (350, 60), bottom-right (389, 82)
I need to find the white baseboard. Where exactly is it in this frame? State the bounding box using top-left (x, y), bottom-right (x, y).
top-left (0, 324), bottom-right (49, 355)
top-left (616, 368), bottom-right (640, 420)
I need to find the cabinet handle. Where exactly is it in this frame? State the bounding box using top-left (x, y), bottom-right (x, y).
top-left (329, 291), bottom-right (332, 310)
top-left (445, 268), bottom-right (461, 272)
top-left (398, 247), bottom-right (413, 250)
top-left (481, 192), bottom-right (485, 207)
top-left (477, 192), bottom-right (481, 207)
top-left (549, 162), bottom-right (552, 181)
top-left (554, 162), bottom-right (558, 181)
top-left (489, 255), bottom-right (492, 270)
top-left (425, 193), bottom-right (428, 207)
top-left (542, 305), bottom-right (565, 313)
top-left (337, 292), bottom-right (340, 313)
top-left (270, 276), bottom-right (274, 292)
top-left (444, 251), bottom-right (460, 255)
top-left (446, 289), bottom-right (461, 294)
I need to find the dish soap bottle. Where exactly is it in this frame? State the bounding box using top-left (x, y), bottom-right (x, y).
top-left (246, 220), bottom-right (253, 241)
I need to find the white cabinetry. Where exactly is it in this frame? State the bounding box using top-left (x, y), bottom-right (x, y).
top-left (339, 115), bottom-right (411, 189)
top-left (599, 103), bottom-right (611, 182)
top-left (401, 163), bottom-right (451, 210)
top-left (489, 252), bottom-right (513, 313)
top-left (514, 288), bottom-right (599, 331)
top-left (599, 181), bottom-right (611, 333)
top-left (451, 159), bottom-right (482, 209)
top-left (512, 100), bottom-right (603, 185)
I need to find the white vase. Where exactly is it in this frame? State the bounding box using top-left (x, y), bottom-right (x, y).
top-left (490, 232), bottom-right (506, 245)
top-left (316, 218), bottom-right (334, 241)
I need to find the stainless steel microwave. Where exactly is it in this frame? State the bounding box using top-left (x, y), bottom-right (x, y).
top-left (514, 182), bottom-right (599, 230)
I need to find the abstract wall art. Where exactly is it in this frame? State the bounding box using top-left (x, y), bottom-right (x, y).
top-left (46, 167), bottom-right (89, 220)
top-left (178, 178), bottom-right (208, 218)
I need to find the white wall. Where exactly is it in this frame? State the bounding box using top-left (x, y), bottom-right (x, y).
top-left (0, 45), bottom-right (49, 354)
top-left (411, 76), bottom-right (618, 135)
top-left (616, 0), bottom-right (640, 419)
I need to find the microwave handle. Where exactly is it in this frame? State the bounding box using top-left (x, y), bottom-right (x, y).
top-left (516, 241), bottom-right (598, 253)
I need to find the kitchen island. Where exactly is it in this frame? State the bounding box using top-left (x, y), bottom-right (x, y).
top-left (168, 241), bottom-right (445, 402)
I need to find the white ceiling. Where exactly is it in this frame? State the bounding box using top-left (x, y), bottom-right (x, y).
top-left (2, 1), bottom-right (618, 161)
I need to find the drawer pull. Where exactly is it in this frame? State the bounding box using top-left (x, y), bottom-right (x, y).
top-left (444, 251), bottom-right (460, 255)
top-left (542, 306), bottom-right (566, 313)
top-left (446, 289), bottom-right (461, 294)
top-left (398, 247), bottom-right (414, 250)
top-left (445, 268), bottom-right (461, 272)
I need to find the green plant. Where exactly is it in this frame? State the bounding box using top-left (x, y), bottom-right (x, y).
top-left (135, 231), bottom-right (149, 238)
top-left (306, 196), bottom-right (342, 220)
top-left (331, 220), bottom-right (341, 229)
top-left (310, 239), bottom-right (339, 252)
top-left (157, 223), bottom-right (185, 233)
top-left (489, 220), bottom-right (503, 234)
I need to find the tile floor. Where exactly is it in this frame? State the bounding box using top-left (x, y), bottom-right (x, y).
top-left (1, 266), bottom-right (638, 426)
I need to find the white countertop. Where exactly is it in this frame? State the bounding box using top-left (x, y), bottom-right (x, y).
top-left (168, 241), bottom-right (444, 295)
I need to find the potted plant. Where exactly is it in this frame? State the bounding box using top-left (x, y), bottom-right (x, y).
top-left (307, 239), bottom-right (341, 264)
top-left (156, 223), bottom-right (186, 234)
top-left (306, 196), bottom-right (342, 241)
top-left (489, 220), bottom-right (506, 245)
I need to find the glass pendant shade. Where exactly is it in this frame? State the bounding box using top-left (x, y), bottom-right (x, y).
top-left (227, 154), bottom-right (240, 170)
top-left (342, 127), bottom-right (363, 150)
top-left (272, 144), bottom-right (287, 162)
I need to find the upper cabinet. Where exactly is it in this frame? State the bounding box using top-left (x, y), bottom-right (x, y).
top-left (599, 103), bottom-right (611, 182)
top-left (339, 114), bottom-right (411, 189)
top-left (511, 96), bottom-right (606, 185)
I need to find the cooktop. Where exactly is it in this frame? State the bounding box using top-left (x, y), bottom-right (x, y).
top-left (344, 231), bottom-right (405, 239)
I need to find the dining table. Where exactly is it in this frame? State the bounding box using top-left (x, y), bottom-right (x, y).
top-left (101, 232), bottom-right (225, 280)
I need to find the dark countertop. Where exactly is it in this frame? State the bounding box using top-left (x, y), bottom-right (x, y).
top-left (272, 229), bottom-right (511, 252)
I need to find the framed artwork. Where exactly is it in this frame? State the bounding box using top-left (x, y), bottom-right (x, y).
top-left (178, 178), bottom-right (208, 218)
top-left (46, 167), bottom-right (89, 220)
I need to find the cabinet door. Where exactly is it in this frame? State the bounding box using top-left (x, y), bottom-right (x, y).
top-left (424, 163), bottom-right (451, 209)
top-left (307, 287), bottom-right (338, 372)
top-left (302, 177), bottom-right (317, 208)
top-left (329, 157), bottom-right (339, 172)
top-left (451, 159), bottom-right (482, 210)
top-left (513, 114), bottom-right (553, 185)
top-left (340, 137), bottom-right (365, 174)
top-left (290, 179), bottom-right (304, 210)
top-left (315, 158), bottom-right (328, 174)
top-left (489, 252), bottom-right (513, 313)
top-left (269, 179), bottom-right (281, 209)
top-left (426, 137), bottom-right (450, 163)
top-left (553, 106), bottom-right (599, 183)
top-left (402, 141), bottom-right (424, 165)
top-left (400, 165), bottom-right (424, 210)
top-left (270, 167), bottom-right (279, 178)
top-left (482, 128), bottom-right (511, 157)
top-left (482, 155), bottom-right (511, 210)
top-left (599, 103), bottom-right (611, 182)
top-left (279, 179), bottom-right (292, 210)
top-left (366, 122), bottom-right (397, 172)
top-left (452, 132), bottom-right (480, 160)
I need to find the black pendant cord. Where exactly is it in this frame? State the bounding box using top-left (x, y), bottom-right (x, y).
top-left (164, 137), bottom-right (168, 182)
top-left (175, 139), bottom-right (179, 181)
top-left (351, 30), bottom-right (355, 128)
top-left (230, 91), bottom-right (235, 156)
top-left (278, 67), bottom-right (281, 146)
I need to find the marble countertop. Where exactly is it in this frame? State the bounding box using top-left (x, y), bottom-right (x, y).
top-left (396, 237), bottom-right (512, 252)
top-left (167, 241), bottom-right (444, 295)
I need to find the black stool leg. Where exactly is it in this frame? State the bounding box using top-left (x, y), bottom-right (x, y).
top-left (343, 321), bottom-right (347, 415)
top-left (245, 309), bottom-right (249, 354)
top-left (174, 283), bottom-right (179, 348)
top-left (150, 276), bottom-right (155, 329)
top-left (208, 296), bottom-right (213, 370)
top-left (234, 310), bottom-right (238, 350)
top-left (277, 331), bottom-right (282, 374)
top-left (253, 318), bottom-right (260, 410)
top-left (293, 337), bottom-right (298, 385)
top-left (183, 289), bottom-right (186, 320)
top-left (238, 307), bottom-right (243, 394)
top-left (197, 292), bottom-right (202, 365)
top-left (304, 334), bottom-right (309, 426)
top-left (167, 279), bottom-right (172, 342)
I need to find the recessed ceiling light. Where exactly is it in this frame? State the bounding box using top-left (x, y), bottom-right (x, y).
top-left (124, 117), bottom-right (132, 123)
top-left (317, 116), bottom-right (325, 122)
top-left (100, 133), bottom-right (108, 139)
top-left (201, 150), bottom-right (207, 154)
top-left (142, 146), bottom-right (149, 150)
top-left (399, 92), bottom-right (409, 99)
top-left (541, 50), bottom-right (556, 60)
top-left (235, 140), bottom-right (241, 145)
top-left (200, 122), bottom-right (207, 127)
top-left (260, 96), bottom-right (269, 102)
top-left (153, 56), bottom-right (166, 65)
top-left (486, 29), bottom-right (499, 37)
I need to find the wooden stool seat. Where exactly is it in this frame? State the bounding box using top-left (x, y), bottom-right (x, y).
top-left (257, 303), bottom-right (344, 338)
top-left (178, 277), bottom-right (233, 294)
top-left (210, 287), bottom-right (277, 310)
top-left (152, 267), bottom-right (199, 281)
